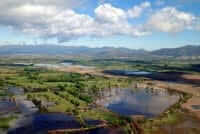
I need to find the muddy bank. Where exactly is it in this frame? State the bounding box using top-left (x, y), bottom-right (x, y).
top-left (182, 96), bottom-right (200, 119)
top-left (134, 81), bottom-right (200, 134)
top-left (142, 113), bottom-right (200, 134)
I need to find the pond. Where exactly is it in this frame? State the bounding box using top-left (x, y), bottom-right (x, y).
top-left (60, 62), bottom-right (73, 66)
top-left (0, 101), bottom-right (17, 114)
top-left (71, 127), bottom-right (125, 134)
top-left (96, 88), bottom-right (180, 117)
top-left (8, 113), bottom-right (109, 134)
top-left (8, 87), bottom-right (24, 96)
top-left (34, 63), bottom-right (95, 69)
top-left (8, 113), bottom-right (81, 134)
top-left (103, 70), bottom-right (152, 76)
top-left (125, 71), bottom-right (152, 75)
top-left (34, 63), bottom-right (61, 68)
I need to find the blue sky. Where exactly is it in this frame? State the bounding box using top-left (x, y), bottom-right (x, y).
top-left (0, 0), bottom-right (199, 50)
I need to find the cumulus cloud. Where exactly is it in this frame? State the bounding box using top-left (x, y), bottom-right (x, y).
top-left (128, 1), bottom-right (151, 18)
top-left (95, 4), bottom-right (127, 23)
top-left (0, 0), bottom-right (85, 10)
top-left (0, 1), bottom-right (150, 42)
top-left (193, 18), bottom-right (200, 31)
top-left (0, 0), bottom-right (198, 42)
top-left (148, 7), bottom-right (196, 32)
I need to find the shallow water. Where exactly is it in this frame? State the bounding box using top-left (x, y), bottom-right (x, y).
top-left (60, 62), bottom-right (73, 66)
top-left (8, 87), bottom-right (24, 96)
top-left (0, 101), bottom-right (16, 114)
top-left (191, 105), bottom-right (200, 110)
top-left (125, 71), bottom-right (152, 75)
top-left (34, 63), bottom-right (60, 68)
top-left (34, 63), bottom-right (95, 69)
top-left (104, 70), bottom-right (152, 76)
top-left (8, 113), bottom-right (81, 134)
top-left (8, 113), bottom-right (108, 134)
top-left (71, 127), bottom-right (125, 134)
top-left (96, 88), bottom-right (180, 117)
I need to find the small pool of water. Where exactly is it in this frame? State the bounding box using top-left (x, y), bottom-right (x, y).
top-left (8, 113), bottom-right (106, 134)
top-left (34, 64), bottom-right (60, 68)
top-left (191, 105), bottom-right (200, 110)
top-left (96, 88), bottom-right (180, 117)
top-left (8, 87), bottom-right (24, 95)
top-left (125, 71), bottom-right (152, 75)
top-left (72, 127), bottom-right (124, 134)
top-left (0, 101), bottom-right (17, 114)
top-left (60, 62), bottom-right (73, 66)
top-left (34, 63), bottom-right (95, 69)
top-left (8, 113), bottom-right (81, 134)
top-left (103, 70), bottom-right (152, 76)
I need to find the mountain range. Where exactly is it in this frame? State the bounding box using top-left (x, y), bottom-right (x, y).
top-left (0, 44), bottom-right (199, 58)
top-left (151, 45), bottom-right (200, 57)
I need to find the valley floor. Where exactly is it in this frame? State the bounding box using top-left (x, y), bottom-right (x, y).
top-left (1, 58), bottom-right (200, 134)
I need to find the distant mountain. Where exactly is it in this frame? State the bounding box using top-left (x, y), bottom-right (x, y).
top-left (151, 45), bottom-right (200, 57)
top-left (0, 45), bottom-right (150, 58)
top-left (1, 44), bottom-right (199, 58)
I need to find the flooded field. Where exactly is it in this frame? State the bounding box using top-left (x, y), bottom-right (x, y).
top-left (96, 88), bottom-right (180, 117)
top-left (33, 63), bottom-right (96, 72)
top-left (8, 87), bottom-right (24, 96)
top-left (71, 127), bottom-right (125, 134)
top-left (8, 113), bottom-right (81, 134)
top-left (0, 101), bottom-right (17, 114)
top-left (103, 70), bottom-right (152, 76)
top-left (8, 113), bottom-right (110, 134)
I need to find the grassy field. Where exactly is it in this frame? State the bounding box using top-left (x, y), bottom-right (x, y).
top-left (0, 65), bottom-right (135, 133)
top-left (0, 116), bottom-right (17, 130)
top-left (60, 58), bottom-right (200, 73)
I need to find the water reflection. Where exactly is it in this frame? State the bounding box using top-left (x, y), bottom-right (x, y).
top-left (96, 88), bottom-right (180, 117)
top-left (8, 113), bottom-right (81, 134)
top-left (0, 101), bottom-right (17, 114)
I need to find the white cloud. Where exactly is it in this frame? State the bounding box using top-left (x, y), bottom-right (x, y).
top-left (193, 18), bottom-right (200, 31)
top-left (93, 3), bottom-right (150, 37)
top-left (0, 1), bottom-right (150, 42)
top-left (148, 7), bottom-right (196, 32)
top-left (128, 1), bottom-right (151, 18)
top-left (0, 0), bottom-right (198, 43)
top-left (95, 3), bottom-right (127, 23)
top-left (0, 0), bottom-right (84, 10)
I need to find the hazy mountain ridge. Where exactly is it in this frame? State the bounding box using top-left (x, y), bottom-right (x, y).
top-left (0, 45), bottom-right (149, 58)
top-left (0, 44), bottom-right (199, 58)
top-left (151, 45), bottom-right (200, 57)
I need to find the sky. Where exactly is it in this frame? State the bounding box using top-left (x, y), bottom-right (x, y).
top-left (0, 0), bottom-right (199, 50)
